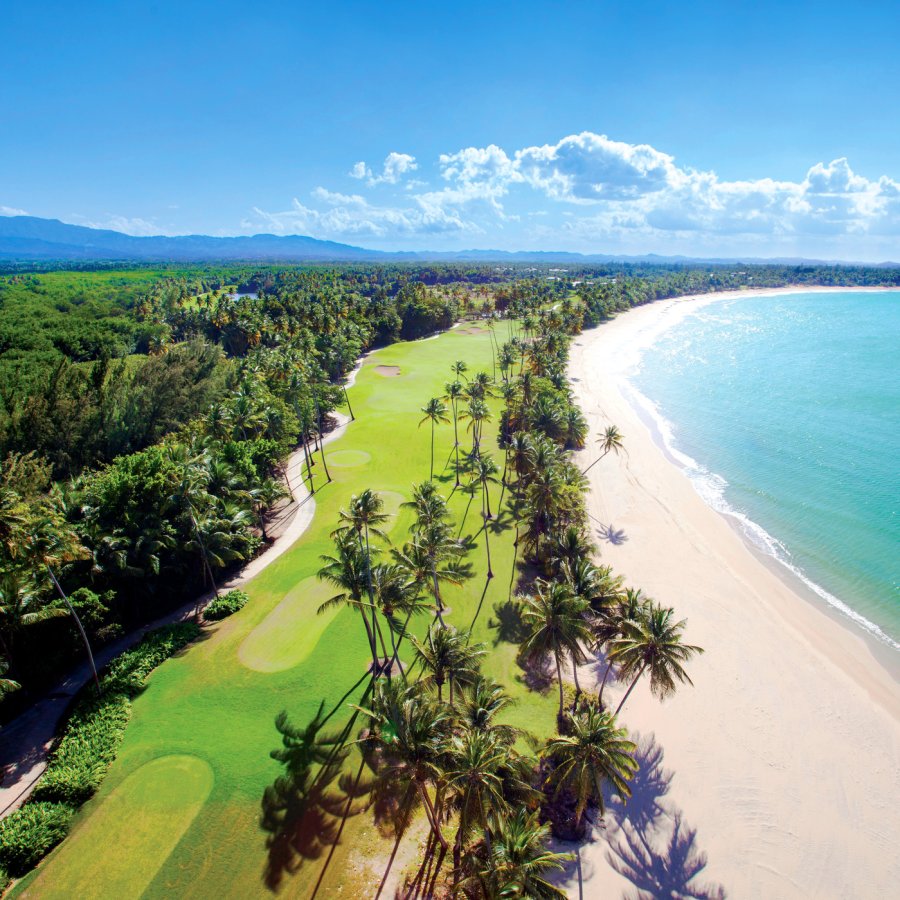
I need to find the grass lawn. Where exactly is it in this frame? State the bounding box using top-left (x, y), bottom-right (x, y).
top-left (14, 321), bottom-right (559, 898)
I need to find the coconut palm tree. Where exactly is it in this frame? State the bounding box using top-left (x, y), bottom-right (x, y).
top-left (520, 580), bottom-right (592, 721)
top-left (317, 529), bottom-right (379, 670)
top-left (0, 571), bottom-right (67, 665)
top-left (581, 425), bottom-right (625, 475)
top-left (0, 656), bottom-right (20, 698)
top-left (420, 398), bottom-right (450, 480)
top-left (410, 519), bottom-right (466, 622)
top-left (357, 680), bottom-right (452, 857)
top-left (610, 602), bottom-right (704, 715)
top-left (596, 587), bottom-right (649, 708)
top-left (452, 359), bottom-right (469, 382)
top-left (411, 623), bottom-right (484, 704)
top-left (458, 676), bottom-right (520, 746)
top-left (444, 380), bottom-right (465, 485)
top-left (461, 809), bottom-right (570, 899)
top-left (460, 397), bottom-right (491, 460)
top-left (336, 489), bottom-right (390, 666)
top-left (542, 703), bottom-right (638, 835)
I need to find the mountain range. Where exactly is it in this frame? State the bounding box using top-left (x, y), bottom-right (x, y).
top-left (1, 215), bottom-right (896, 266)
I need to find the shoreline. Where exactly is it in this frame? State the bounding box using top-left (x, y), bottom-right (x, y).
top-left (564, 286), bottom-right (900, 897)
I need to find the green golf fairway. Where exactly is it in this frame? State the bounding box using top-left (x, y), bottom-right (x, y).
top-left (16, 322), bottom-right (558, 898)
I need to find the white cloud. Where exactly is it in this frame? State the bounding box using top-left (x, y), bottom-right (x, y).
top-left (64, 214), bottom-right (167, 236)
top-left (252, 187), bottom-right (475, 240)
top-left (350, 151), bottom-right (418, 186)
top-left (0, 205), bottom-right (29, 216)
top-left (259, 133), bottom-right (900, 253)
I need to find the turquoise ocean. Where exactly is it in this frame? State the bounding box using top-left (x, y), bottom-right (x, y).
top-left (630, 290), bottom-right (900, 651)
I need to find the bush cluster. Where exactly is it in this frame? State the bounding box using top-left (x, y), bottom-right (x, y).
top-left (0, 802), bottom-right (73, 877)
top-left (204, 588), bottom-right (249, 621)
top-left (0, 623), bottom-right (199, 880)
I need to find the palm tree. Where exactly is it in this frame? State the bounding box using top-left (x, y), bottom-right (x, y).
top-left (521, 580), bottom-right (592, 721)
top-left (420, 398), bottom-right (450, 480)
top-left (411, 623), bottom-right (484, 704)
top-left (444, 728), bottom-right (513, 879)
top-left (581, 425), bottom-right (625, 475)
top-left (0, 656), bottom-right (20, 699)
top-left (610, 602), bottom-right (704, 715)
top-left (460, 398), bottom-right (491, 459)
top-left (542, 704), bottom-right (638, 835)
top-left (410, 519), bottom-right (466, 622)
top-left (458, 676), bottom-right (520, 746)
top-left (444, 380), bottom-right (465, 486)
top-left (336, 489), bottom-right (390, 667)
top-left (0, 571), bottom-right (67, 665)
top-left (370, 562), bottom-right (423, 671)
top-left (247, 477), bottom-right (288, 541)
top-left (472, 453), bottom-right (500, 521)
top-left (452, 359), bottom-right (468, 382)
top-left (596, 587), bottom-right (647, 708)
top-left (357, 680), bottom-right (452, 858)
top-left (461, 809), bottom-right (570, 899)
top-left (317, 529), bottom-right (379, 671)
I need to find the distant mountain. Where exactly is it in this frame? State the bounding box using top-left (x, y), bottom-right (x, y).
top-left (1, 215), bottom-right (897, 266)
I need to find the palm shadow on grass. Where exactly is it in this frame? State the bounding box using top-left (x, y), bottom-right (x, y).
top-left (260, 676), bottom-right (373, 892)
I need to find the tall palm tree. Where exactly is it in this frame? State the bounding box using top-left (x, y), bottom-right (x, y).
top-left (581, 425), bottom-right (625, 476)
top-left (596, 587), bottom-right (647, 708)
top-left (452, 359), bottom-right (468, 382)
top-left (458, 676), bottom-right (519, 746)
top-left (419, 398), bottom-right (450, 480)
top-left (317, 529), bottom-right (379, 670)
top-left (542, 704), bottom-right (638, 834)
top-left (610, 602), bottom-right (704, 715)
top-left (461, 809), bottom-right (570, 899)
top-left (444, 728), bottom-right (515, 879)
top-left (357, 680), bottom-right (452, 856)
top-left (411, 519), bottom-right (466, 622)
top-left (336, 489), bottom-right (390, 667)
top-left (520, 580), bottom-right (592, 721)
top-left (444, 380), bottom-right (465, 486)
top-left (411, 624), bottom-right (484, 704)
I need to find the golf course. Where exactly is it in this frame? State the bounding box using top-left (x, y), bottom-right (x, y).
top-left (13, 321), bottom-right (558, 898)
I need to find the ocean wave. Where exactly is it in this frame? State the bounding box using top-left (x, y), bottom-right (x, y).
top-left (621, 379), bottom-right (900, 653)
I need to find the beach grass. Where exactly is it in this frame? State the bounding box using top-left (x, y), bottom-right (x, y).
top-left (13, 321), bottom-right (558, 898)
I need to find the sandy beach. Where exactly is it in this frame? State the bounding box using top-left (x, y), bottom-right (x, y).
top-left (561, 288), bottom-right (900, 898)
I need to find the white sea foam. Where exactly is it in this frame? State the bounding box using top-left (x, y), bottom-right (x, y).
top-left (621, 377), bottom-right (900, 653)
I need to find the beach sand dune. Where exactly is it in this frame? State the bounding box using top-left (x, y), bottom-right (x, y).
top-left (563, 290), bottom-right (900, 899)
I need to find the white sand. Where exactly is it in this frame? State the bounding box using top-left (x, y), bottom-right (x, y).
top-left (561, 288), bottom-right (900, 898)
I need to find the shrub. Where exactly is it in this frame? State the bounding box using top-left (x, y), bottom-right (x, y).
top-left (0, 802), bottom-right (73, 877)
top-left (32, 622), bottom-right (200, 806)
top-left (204, 589), bottom-right (249, 621)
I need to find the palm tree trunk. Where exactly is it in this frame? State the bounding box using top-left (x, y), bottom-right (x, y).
top-left (47, 566), bottom-right (100, 694)
top-left (430, 420), bottom-right (435, 480)
top-left (614, 662), bottom-right (647, 716)
top-left (572, 654), bottom-right (582, 707)
top-left (598, 657), bottom-right (615, 707)
top-left (416, 780), bottom-right (447, 850)
top-left (452, 402), bottom-right (460, 486)
top-left (482, 489), bottom-right (493, 579)
top-left (555, 653), bottom-right (564, 722)
top-left (343, 385), bottom-right (354, 420)
top-left (374, 783), bottom-right (413, 900)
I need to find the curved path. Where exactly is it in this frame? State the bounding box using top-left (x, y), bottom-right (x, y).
top-left (0, 408), bottom-right (353, 819)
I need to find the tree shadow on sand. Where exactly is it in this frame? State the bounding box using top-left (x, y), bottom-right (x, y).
top-left (602, 733), bottom-right (726, 900)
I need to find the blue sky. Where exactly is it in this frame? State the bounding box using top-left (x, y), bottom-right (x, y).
top-left (2, 0), bottom-right (899, 259)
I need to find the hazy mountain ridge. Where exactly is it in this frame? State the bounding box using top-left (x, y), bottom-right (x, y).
top-left (1, 215), bottom-right (897, 266)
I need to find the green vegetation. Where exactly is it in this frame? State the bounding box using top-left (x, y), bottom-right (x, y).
top-left (203, 588), bottom-right (249, 621)
top-left (4, 260), bottom-right (892, 894)
top-left (0, 623), bottom-right (197, 881)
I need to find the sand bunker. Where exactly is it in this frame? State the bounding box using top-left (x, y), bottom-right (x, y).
top-left (375, 365), bottom-right (401, 377)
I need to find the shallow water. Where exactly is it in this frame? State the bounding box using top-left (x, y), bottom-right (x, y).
top-left (633, 290), bottom-right (900, 649)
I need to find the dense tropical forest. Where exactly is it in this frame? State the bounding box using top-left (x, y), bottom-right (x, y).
top-left (0, 260), bottom-right (897, 895)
